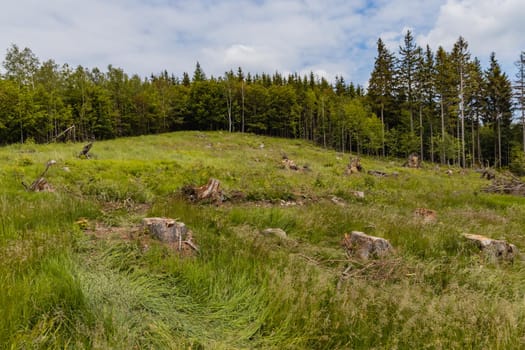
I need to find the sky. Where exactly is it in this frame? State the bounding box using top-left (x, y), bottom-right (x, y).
top-left (0, 0), bottom-right (523, 88)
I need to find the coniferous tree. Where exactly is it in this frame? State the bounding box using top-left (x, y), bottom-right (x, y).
top-left (368, 38), bottom-right (396, 156)
top-left (398, 30), bottom-right (419, 134)
top-left (434, 46), bottom-right (456, 164)
top-left (451, 36), bottom-right (471, 167)
top-left (484, 52), bottom-right (513, 167)
top-left (465, 58), bottom-right (485, 165)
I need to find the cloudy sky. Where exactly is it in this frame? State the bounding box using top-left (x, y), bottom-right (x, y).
top-left (0, 0), bottom-right (523, 87)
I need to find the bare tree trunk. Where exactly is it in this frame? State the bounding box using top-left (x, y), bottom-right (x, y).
top-left (226, 85), bottom-right (233, 133)
top-left (430, 122), bottom-right (434, 163)
top-left (497, 115), bottom-right (502, 168)
top-left (419, 104), bottom-right (424, 161)
top-left (241, 80), bottom-right (245, 133)
top-left (441, 97), bottom-right (445, 164)
top-left (460, 68), bottom-right (466, 168)
top-left (381, 102), bottom-right (385, 157)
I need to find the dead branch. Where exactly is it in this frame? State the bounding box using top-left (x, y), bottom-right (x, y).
top-left (22, 160), bottom-right (57, 192)
top-left (482, 171), bottom-right (525, 196)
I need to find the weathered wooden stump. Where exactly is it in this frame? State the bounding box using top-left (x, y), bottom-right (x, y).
top-left (345, 157), bottom-right (362, 175)
top-left (182, 178), bottom-right (223, 204)
top-left (281, 157), bottom-right (299, 170)
top-left (405, 153), bottom-right (421, 168)
top-left (79, 142), bottom-right (93, 158)
top-left (463, 233), bottom-right (518, 261)
top-left (414, 208), bottom-right (437, 223)
top-left (142, 217), bottom-right (198, 252)
top-left (341, 231), bottom-right (393, 260)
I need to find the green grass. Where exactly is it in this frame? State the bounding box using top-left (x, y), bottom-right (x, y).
top-left (2, 131), bottom-right (525, 349)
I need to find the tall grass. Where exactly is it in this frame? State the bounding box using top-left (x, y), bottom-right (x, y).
top-left (2, 131), bottom-right (525, 349)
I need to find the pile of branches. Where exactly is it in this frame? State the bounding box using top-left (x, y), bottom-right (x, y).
top-left (482, 172), bottom-right (525, 196)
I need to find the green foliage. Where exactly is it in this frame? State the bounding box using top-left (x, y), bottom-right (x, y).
top-left (510, 144), bottom-right (525, 175)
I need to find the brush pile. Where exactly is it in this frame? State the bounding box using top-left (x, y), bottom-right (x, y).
top-left (482, 172), bottom-right (525, 196)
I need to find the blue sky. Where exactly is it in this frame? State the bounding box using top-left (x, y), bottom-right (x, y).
top-left (0, 0), bottom-right (523, 87)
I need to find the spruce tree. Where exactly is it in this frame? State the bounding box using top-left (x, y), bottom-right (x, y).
top-left (398, 30), bottom-right (419, 133)
top-left (451, 36), bottom-right (471, 167)
top-left (484, 52), bottom-right (513, 167)
top-left (368, 38), bottom-right (396, 156)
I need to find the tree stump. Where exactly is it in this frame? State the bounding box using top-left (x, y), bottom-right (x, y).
top-left (341, 231), bottom-right (393, 260)
top-left (345, 157), bottom-right (362, 175)
top-left (413, 208), bottom-right (437, 223)
top-left (405, 153), bottom-right (421, 168)
top-left (182, 178), bottom-right (223, 204)
top-left (79, 142), bottom-right (93, 158)
top-left (463, 233), bottom-right (518, 261)
top-left (281, 157), bottom-right (299, 170)
top-left (142, 217), bottom-right (199, 252)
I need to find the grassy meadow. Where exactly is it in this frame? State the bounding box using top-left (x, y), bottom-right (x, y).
top-left (2, 131), bottom-right (525, 349)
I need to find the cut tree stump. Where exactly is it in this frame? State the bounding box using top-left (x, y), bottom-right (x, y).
top-left (142, 217), bottom-right (199, 252)
top-left (413, 208), bottom-right (437, 223)
top-left (341, 231), bottom-right (393, 260)
top-left (404, 153), bottom-right (421, 168)
top-left (281, 157), bottom-right (299, 170)
top-left (79, 142), bottom-right (93, 158)
top-left (463, 233), bottom-right (518, 261)
top-left (182, 178), bottom-right (223, 204)
top-left (345, 157), bottom-right (362, 175)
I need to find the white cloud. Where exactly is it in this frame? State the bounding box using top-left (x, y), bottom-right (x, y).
top-left (0, 0), bottom-right (522, 86)
top-left (420, 0), bottom-right (525, 73)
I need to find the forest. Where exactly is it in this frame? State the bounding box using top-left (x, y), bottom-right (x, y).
top-left (1, 31), bottom-right (524, 169)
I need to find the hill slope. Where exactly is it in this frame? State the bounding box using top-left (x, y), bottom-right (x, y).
top-left (2, 131), bottom-right (525, 349)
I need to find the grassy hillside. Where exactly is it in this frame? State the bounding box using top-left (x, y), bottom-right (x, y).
top-left (2, 131), bottom-right (525, 349)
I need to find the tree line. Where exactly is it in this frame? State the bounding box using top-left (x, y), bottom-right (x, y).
top-left (1, 35), bottom-right (524, 169)
top-left (368, 31), bottom-right (525, 169)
